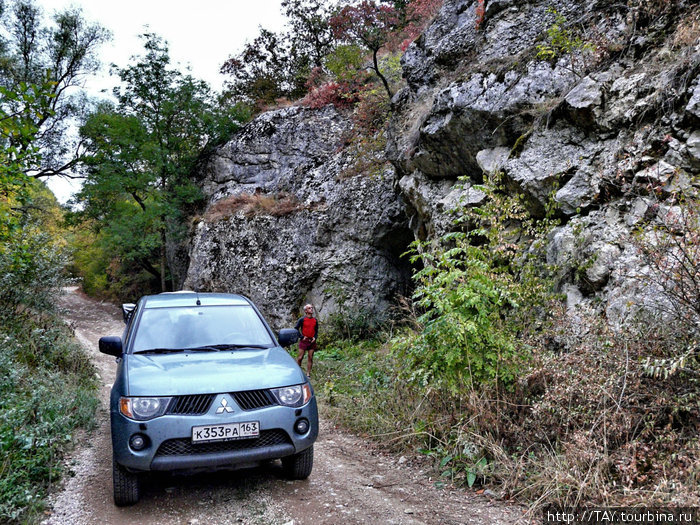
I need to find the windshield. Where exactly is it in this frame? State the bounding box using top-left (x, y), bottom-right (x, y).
top-left (131, 305), bottom-right (274, 353)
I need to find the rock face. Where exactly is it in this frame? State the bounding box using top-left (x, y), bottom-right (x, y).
top-left (187, 0), bottom-right (699, 330)
top-left (185, 106), bottom-right (412, 328)
top-left (387, 0), bottom-right (700, 323)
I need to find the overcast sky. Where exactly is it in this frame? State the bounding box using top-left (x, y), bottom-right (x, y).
top-left (37, 0), bottom-right (287, 201)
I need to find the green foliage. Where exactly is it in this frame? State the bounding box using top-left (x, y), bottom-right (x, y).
top-left (0, 0), bottom-right (109, 178)
top-left (0, 29), bottom-right (99, 524)
top-left (323, 44), bottom-right (366, 82)
top-left (73, 34), bottom-right (249, 296)
top-left (282, 0), bottom-right (335, 68)
top-left (0, 127), bottom-right (97, 524)
top-left (392, 174), bottom-right (558, 392)
top-left (394, 238), bottom-right (524, 391)
top-left (536, 8), bottom-right (594, 77)
top-left (314, 337), bottom-right (404, 434)
top-left (330, 1), bottom-right (400, 100)
top-left (0, 80), bottom-right (54, 241)
top-left (321, 283), bottom-right (387, 341)
top-left (0, 80), bottom-right (66, 317)
top-left (221, 1), bottom-right (334, 107)
top-left (0, 230), bottom-right (67, 320)
top-left (0, 314), bottom-right (98, 523)
top-left (315, 336), bottom-right (506, 489)
top-left (314, 184), bottom-right (699, 511)
top-left (379, 52), bottom-right (403, 86)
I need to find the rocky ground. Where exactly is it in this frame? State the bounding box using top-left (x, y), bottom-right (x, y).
top-left (41, 287), bottom-right (527, 525)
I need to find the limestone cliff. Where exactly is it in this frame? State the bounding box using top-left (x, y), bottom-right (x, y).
top-left (184, 106), bottom-right (412, 327)
top-left (387, 0), bottom-right (700, 325)
top-left (186, 0), bottom-right (699, 328)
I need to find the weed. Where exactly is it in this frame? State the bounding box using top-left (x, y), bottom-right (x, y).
top-left (0, 315), bottom-right (98, 523)
top-left (536, 8), bottom-right (595, 79)
top-left (0, 226), bottom-right (98, 523)
top-left (313, 171), bottom-right (699, 511)
top-left (204, 192), bottom-right (311, 222)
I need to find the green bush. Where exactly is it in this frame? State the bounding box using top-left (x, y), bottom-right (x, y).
top-left (392, 174), bottom-right (558, 392)
top-left (324, 44), bottom-right (366, 82)
top-left (321, 283), bottom-right (389, 341)
top-left (393, 236), bottom-right (525, 390)
top-left (0, 226), bottom-right (98, 523)
top-left (0, 232), bottom-right (67, 321)
top-left (0, 315), bottom-right (98, 524)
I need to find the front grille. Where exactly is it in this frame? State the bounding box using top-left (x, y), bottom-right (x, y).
top-left (164, 389), bottom-right (278, 416)
top-left (167, 394), bottom-right (215, 415)
top-left (232, 389), bottom-right (278, 410)
top-left (154, 429), bottom-right (291, 457)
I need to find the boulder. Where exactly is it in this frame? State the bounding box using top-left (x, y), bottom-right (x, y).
top-left (186, 107), bottom-right (412, 327)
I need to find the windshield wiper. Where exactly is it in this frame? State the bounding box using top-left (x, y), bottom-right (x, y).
top-left (134, 344), bottom-right (269, 354)
top-left (188, 344), bottom-right (270, 351)
top-left (133, 348), bottom-right (185, 354)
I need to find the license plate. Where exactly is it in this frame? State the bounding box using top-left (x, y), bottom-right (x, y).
top-left (191, 421), bottom-right (260, 443)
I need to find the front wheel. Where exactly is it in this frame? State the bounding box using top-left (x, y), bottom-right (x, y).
top-left (282, 446), bottom-right (314, 479)
top-left (113, 457), bottom-right (140, 506)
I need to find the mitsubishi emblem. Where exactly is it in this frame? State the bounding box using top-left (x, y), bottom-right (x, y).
top-left (216, 398), bottom-right (234, 414)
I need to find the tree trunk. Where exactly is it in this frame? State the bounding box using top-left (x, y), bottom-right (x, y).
top-left (160, 228), bottom-right (167, 292)
top-left (372, 49), bottom-right (393, 102)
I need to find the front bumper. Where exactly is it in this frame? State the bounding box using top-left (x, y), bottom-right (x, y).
top-left (111, 397), bottom-right (318, 472)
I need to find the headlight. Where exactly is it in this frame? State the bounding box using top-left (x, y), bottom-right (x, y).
top-left (120, 397), bottom-right (172, 420)
top-left (271, 383), bottom-right (312, 407)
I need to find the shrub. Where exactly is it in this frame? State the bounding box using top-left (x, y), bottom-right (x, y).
top-left (0, 317), bottom-right (98, 523)
top-left (302, 81), bottom-right (358, 109)
top-left (321, 283), bottom-right (387, 341)
top-left (315, 175), bottom-right (700, 510)
top-left (323, 45), bottom-right (367, 83)
top-left (0, 232), bottom-right (67, 321)
top-left (0, 236), bottom-right (98, 523)
top-left (392, 174), bottom-right (558, 392)
top-left (536, 8), bottom-right (595, 78)
top-left (337, 87), bottom-right (393, 179)
top-left (631, 185), bottom-right (700, 332)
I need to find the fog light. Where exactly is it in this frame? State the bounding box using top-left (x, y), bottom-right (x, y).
top-left (294, 418), bottom-right (310, 435)
top-left (129, 434), bottom-right (147, 451)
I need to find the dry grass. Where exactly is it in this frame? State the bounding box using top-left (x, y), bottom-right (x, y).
top-left (204, 192), bottom-right (319, 222)
top-left (316, 303), bottom-right (700, 513)
top-left (672, 10), bottom-right (700, 48)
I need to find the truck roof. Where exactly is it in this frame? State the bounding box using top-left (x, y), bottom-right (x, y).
top-left (141, 292), bottom-right (251, 309)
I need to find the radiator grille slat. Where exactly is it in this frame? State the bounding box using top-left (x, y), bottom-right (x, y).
top-left (155, 429), bottom-right (291, 456)
top-left (232, 389), bottom-right (278, 410)
top-left (167, 394), bottom-right (215, 415)
top-left (165, 389), bottom-right (278, 415)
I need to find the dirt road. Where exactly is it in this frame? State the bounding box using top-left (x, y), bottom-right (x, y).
top-left (42, 287), bottom-right (525, 525)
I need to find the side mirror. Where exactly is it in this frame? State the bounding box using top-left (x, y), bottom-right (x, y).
top-left (122, 303), bottom-right (136, 323)
top-left (99, 336), bottom-right (123, 357)
top-left (278, 328), bottom-right (300, 348)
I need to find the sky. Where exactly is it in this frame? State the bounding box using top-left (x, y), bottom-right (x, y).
top-left (37, 0), bottom-right (288, 202)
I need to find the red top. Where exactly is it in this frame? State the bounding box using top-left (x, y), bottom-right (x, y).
top-left (298, 317), bottom-right (318, 339)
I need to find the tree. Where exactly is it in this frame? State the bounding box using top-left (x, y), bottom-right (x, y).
top-left (330, 0), bottom-right (400, 100)
top-left (282, 0), bottom-right (335, 69)
top-left (0, 0), bottom-right (109, 179)
top-left (220, 28), bottom-right (297, 107)
top-left (0, 80), bottom-right (52, 242)
top-left (76, 34), bottom-right (249, 294)
top-left (221, 1), bottom-right (336, 108)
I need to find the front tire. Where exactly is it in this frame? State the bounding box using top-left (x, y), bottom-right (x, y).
top-left (282, 446), bottom-right (314, 479)
top-left (113, 457), bottom-right (140, 506)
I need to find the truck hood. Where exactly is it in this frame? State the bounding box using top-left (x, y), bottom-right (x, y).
top-left (124, 348), bottom-right (305, 396)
